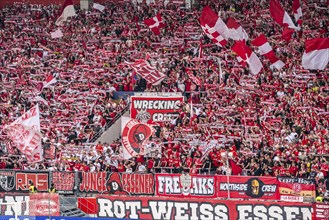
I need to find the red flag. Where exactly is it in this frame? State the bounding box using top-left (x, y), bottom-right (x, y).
top-left (282, 28), bottom-right (295, 43)
top-left (269, 0), bottom-right (297, 30)
top-left (126, 60), bottom-right (166, 85)
top-left (302, 38), bottom-right (329, 70)
top-left (200, 6), bottom-right (228, 47)
top-left (231, 41), bottom-right (263, 75)
top-left (144, 13), bottom-right (165, 35)
top-left (252, 34), bottom-right (285, 70)
top-left (229, 159), bottom-right (242, 175)
top-left (292, 0), bottom-right (302, 26)
top-left (226, 17), bottom-right (249, 41)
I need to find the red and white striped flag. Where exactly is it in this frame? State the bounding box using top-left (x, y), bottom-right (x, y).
top-left (292, 0), bottom-right (302, 26)
top-left (55, 0), bottom-right (76, 26)
top-left (200, 6), bottom-right (229, 47)
top-left (43, 74), bottom-right (57, 88)
top-left (144, 13), bottom-right (165, 35)
top-left (232, 41), bottom-right (263, 75)
top-left (252, 34), bottom-right (285, 70)
top-left (126, 60), bottom-right (166, 85)
top-left (226, 17), bottom-right (249, 41)
top-left (269, 0), bottom-right (298, 30)
top-left (302, 38), bottom-right (329, 70)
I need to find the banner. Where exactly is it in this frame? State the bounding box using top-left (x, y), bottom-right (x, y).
top-left (29, 193), bottom-right (60, 216)
top-left (95, 195), bottom-right (313, 219)
top-left (0, 194), bottom-right (29, 216)
top-left (4, 105), bottom-right (43, 162)
top-left (77, 172), bottom-right (155, 196)
top-left (130, 96), bottom-right (184, 123)
top-left (217, 176), bottom-right (279, 200)
top-left (126, 60), bottom-right (166, 85)
top-left (121, 116), bottom-right (155, 159)
top-left (277, 177), bottom-right (316, 202)
top-left (314, 203), bottom-right (329, 220)
top-left (44, 144), bottom-right (56, 160)
top-left (51, 172), bottom-right (75, 194)
top-left (155, 173), bottom-right (217, 198)
top-left (0, 171), bottom-right (49, 192)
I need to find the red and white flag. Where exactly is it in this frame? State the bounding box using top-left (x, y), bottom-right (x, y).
top-left (186, 69), bottom-right (202, 86)
top-left (232, 41), bottom-right (263, 75)
top-left (144, 13), bottom-right (165, 35)
top-left (126, 60), bottom-right (166, 85)
top-left (252, 34), bottom-right (285, 70)
top-left (200, 6), bottom-right (229, 47)
top-left (269, 0), bottom-right (298, 30)
top-left (5, 105), bottom-right (43, 162)
top-left (292, 0), bottom-right (302, 26)
top-left (43, 74), bottom-right (57, 88)
top-left (302, 38), bottom-right (329, 70)
top-left (121, 116), bottom-right (155, 159)
top-left (226, 17), bottom-right (249, 41)
top-left (55, 0), bottom-right (76, 26)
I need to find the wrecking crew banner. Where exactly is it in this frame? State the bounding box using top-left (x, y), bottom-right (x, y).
top-left (217, 176), bottom-right (279, 200)
top-left (130, 96), bottom-right (184, 123)
top-left (96, 195), bottom-right (313, 220)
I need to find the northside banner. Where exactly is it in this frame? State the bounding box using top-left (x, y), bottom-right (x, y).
top-left (130, 96), bottom-right (184, 123)
top-left (277, 177), bottom-right (316, 202)
top-left (155, 173), bottom-right (217, 198)
top-left (95, 195), bottom-right (313, 220)
top-left (217, 176), bottom-right (279, 200)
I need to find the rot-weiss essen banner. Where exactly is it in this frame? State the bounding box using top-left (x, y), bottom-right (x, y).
top-left (29, 193), bottom-right (60, 216)
top-left (217, 175), bottom-right (279, 200)
top-left (121, 116), bottom-right (155, 159)
top-left (130, 96), bottom-right (184, 123)
top-left (155, 173), bottom-right (217, 198)
top-left (94, 195), bottom-right (313, 220)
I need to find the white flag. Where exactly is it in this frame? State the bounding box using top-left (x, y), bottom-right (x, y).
top-left (93, 3), bottom-right (105, 12)
top-left (50, 29), bottom-right (63, 39)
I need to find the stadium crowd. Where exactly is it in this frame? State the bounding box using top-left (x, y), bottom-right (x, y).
top-left (0, 0), bottom-right (328, 198)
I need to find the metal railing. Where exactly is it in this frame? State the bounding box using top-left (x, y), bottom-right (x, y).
top-left (89, 105), bottom-right (129, 143)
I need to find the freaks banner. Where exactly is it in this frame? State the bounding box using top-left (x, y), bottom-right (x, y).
top-left (155, 173), bottom-right (217, 198)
